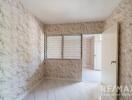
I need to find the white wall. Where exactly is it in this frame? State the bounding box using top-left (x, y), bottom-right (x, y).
top-left (94, 34), bottom-right (102, 70)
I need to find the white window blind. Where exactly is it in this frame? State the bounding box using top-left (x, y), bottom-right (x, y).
top-left (47, 36), bottom-right (62, 58)
top-left (63, 36), bottom-right (81, 59)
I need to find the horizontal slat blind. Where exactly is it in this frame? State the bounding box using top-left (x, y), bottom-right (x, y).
top-left (47, 36), bottom-right (62, 58)
top-left (63, 36), bottom-right (81, 59)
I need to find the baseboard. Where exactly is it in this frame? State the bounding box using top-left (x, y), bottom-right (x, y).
top-left (16, 77), bottom-right (44, 100)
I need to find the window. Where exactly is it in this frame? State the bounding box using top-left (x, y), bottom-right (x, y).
top-left (45, 35), bottom-right (82, 59)
top-left (47, 36), bottom-right (62, 59)
top-left (63, 36), bottom-right (81, 59)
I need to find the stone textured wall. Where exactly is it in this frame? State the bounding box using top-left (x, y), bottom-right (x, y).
top-left (1, 0), bottom-right (132, 99)
top-left (82, 36), bottom-right (94, 69)
top-left (0, 0), bottom-right (44, 100)
top-left (44, 22), bottom-right (104, 35)
top-left (44, 60), bottom-right (82, 81)
top-left (43, 22), bottom-right (104, 81)
top-left (105, 0), bottom-right (132, 100)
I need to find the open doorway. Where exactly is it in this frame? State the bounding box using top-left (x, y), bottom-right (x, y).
top-left (82, 34), bottom-right (102, 83)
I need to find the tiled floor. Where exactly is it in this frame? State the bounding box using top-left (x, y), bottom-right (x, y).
top-left (82, 68), bottom-right (101, 83)
top-left (23, 79), bottom-right (100, 100)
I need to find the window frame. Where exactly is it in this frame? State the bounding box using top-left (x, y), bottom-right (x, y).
top-left (45, 34), bottom-right (82, 60)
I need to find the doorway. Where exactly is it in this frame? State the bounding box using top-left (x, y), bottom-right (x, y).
top-left (82, 34), bottom-right (102, 82)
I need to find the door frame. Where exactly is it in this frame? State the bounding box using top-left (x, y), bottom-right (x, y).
top-left (101, 23), bottom-right (119, 100)
top-left (82, 33), bottom-right (102, 70)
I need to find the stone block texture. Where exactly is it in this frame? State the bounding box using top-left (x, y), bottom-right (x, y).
top-left (44, 60), bottom-right (82, 81)
top-left (105, 0), bottom-right (132, 100)
top-left (0, 0), bottom-right (44, 100)
top-left (0, 0), bottom-right (132, 100)
top-left (43, 22), bottom-right (104, 82)
top-left (44, 22), bottom-right (104, 35)
top-left (82, 36), bottom-right (94, 69)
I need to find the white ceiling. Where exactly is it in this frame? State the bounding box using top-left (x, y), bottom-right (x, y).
top-left (21, 0), bottom-right (121, 24)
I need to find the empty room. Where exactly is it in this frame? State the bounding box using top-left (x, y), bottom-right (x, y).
top-left (0, 0), bottom-right (132, 100)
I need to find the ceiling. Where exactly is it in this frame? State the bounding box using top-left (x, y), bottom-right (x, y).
top-left (21, 0), bottom-right (121, 24)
